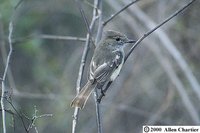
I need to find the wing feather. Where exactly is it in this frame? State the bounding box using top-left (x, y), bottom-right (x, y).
top-left (89, 51), bottom-right (124, 83)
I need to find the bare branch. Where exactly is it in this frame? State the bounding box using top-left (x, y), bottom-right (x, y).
top-left (27, 106), bottom-right (52, 132)
top-left (98, 0), bottom-right (197, 102)
top-left (93, 90), bottom-right (103, 133)
top-left (130, 4), bottom-right (200, 123)
top-left (6, 99), bottom-right (28, 133)
top-left (0, 108), bottom-right (15, 115)
top-left (93, 0), bottom-right (103, 132)
top-left (38, 34), bottom-right (86, 42)
top-left (126, 3), bottom-right (200, 102)
top-left (0, 17), bottom-right (18, 97)
top-left (95, 0), bottom-right (103, 43)
top-left (103, 0), bottom-right (140, 26)
top-left (125, 0), bottom-right (196, 60)
top-left (75, 0), bottom-right (91, 37)
top-left (14, 0), bottom-right (25, 9)
top-left (1, 18), bottom-right (13, 133)
top-left (109, 0), bottom-right (199, 123)
top-left (12, 34), bottom-right (86, 45)
top-left (72, 0), bottom-right (100, 132)
top-left (0, 0), bottom-right (25, 132)
top-left (75, 0), bottom-right (95, 46)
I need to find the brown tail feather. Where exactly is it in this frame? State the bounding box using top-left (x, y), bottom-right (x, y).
top-left (70, 81), bottom-right (95, 109)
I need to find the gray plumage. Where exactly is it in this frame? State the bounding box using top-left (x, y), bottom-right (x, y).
top-left (70, 30), bottom-right (135, 109)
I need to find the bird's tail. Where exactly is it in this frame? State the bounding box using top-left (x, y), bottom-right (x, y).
top-left (70, 81), bottom-right (95, 109)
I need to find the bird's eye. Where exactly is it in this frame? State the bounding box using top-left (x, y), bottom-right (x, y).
top-left (116, 37), bottom-right (121, 41)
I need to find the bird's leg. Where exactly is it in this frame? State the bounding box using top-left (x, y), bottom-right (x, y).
top-left (96, 83), bottom-right (104, 103)
top-left (97, 81), bottom-right (112, 103)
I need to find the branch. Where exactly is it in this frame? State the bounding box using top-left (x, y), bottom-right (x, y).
top-left (95, 0), bottom-right (103, 44)
top-left (98, 0), bottom-right (196, 102)
top-left (75, 0), bottom-right (95, 46)
top-left (0, 108), bottom-right (15, 115)
top-left (27, 106), bottom-right (52, 132)
top-left (128, 3), bottom-right (200, 123)
top-left (93, 88), bottom-right (103, 133)
top-left (75, 0), bottom-right (91, 37)
top-left (0, 1), bottom-right (25, 132)
top-left (1, 17), bottom-right (13, 133)
top-left (38, 34), bottom-right (86, 42)
top-left (103, 0), bottom-right (140, 26)
top-left (109, 0), bottom-right (199, 124)
top-left (72, 0), bottom-right (100, 133)
top-left (12, 34), bottom-right (86, 45)
top-left (93, 1), bottom-right (103, 133)
top-left (125, 0), bottom-right (196, 61)
top-left (14, 0), bottom-right (24, 10)
top-left (124, 2), bottom-right (200, 102)
top-left (0, 16), bottom-right (18, 97)
top-left (6, 99), bottom-right (28, 133)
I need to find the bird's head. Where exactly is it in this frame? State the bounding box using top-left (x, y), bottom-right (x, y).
top-left (101, 30), bottom-right (136, 48)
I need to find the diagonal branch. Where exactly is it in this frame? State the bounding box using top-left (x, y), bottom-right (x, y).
top-left (125, 0), bottom-right (196, 61)
top-left (97, 0), bottom-right (197, 102)
top-left (75, 0), bottom-right (91, 37)
top-left (127, 3), bottom-right (200, 123)
top-left (6, 99), bottom-right (28, 133)
top-left (103, 0), bottom-right (140, 26)
top-left (75, 0), bottom-right (96, 46)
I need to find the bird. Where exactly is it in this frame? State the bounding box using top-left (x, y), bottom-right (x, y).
top-left (70, 30), bottom-right (135, 109)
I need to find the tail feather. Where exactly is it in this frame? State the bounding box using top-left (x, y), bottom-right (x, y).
top-left (70, 81), bottom-right (95, 109)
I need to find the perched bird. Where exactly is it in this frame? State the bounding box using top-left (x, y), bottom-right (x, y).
top-left (71, 30), bottom-right (135, 109)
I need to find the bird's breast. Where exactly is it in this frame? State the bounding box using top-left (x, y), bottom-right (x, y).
top-left (110, 59), bottom-right (124, 81)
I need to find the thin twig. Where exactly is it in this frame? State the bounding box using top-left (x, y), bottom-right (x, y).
top-left (72, 0), bottom-right (99, 133)
top-left (97, 0), bottom-right (196, 102)
top-left (103, 0), bottom-right (140, 26)
top-left (75, 0), bottom-right (91, 37)
top-left (38, 34), bottom-right (86, 42)
top-left (0, 1), bottom-right (24, 132)
top-left (0, 108), bottom-right (15, 115)
top-left (131, 4), bottom-right (200, 102)
top-left (36, 34), bottom-right (86, 42)
top-left (27, 106), bottom-right (52, 132)
top-left (0, 16), bottom-right (18, 96)
top-left (94, 90), bottom-right (103, 133)
top-left (110, 0), bottom-right (199, 124)
top-left (75, 0), bottom-right (96, 46)
top-left (6, 99), bottom-right (28, 133)
top-left (93, 1), bottom-right (103, 132)
top-left (128, 3), bottom-right (200, 123)
top-left (12, 34), bottom-right (86, 45)
top-left (125, 0), bottom-right (196, 61)
top-left (1, 18), bottom-right (13, 133)
top-left (95, 0), bottom-right (103, 44)
top-left (14, 0), bottom-right (25, 9)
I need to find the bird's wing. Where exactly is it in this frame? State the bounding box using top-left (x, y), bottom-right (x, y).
top-left (89, 51), bottom-right (124, 83)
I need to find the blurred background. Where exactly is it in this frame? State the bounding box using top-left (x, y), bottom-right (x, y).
top-left (0, 0), bottom-right (200, 133)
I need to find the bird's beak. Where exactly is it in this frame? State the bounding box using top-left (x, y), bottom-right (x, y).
top-left (125, 40), bottom-right (137, 44)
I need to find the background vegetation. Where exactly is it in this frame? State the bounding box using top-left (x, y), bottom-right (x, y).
top-left (0, 0), bottom-right (200, 133)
